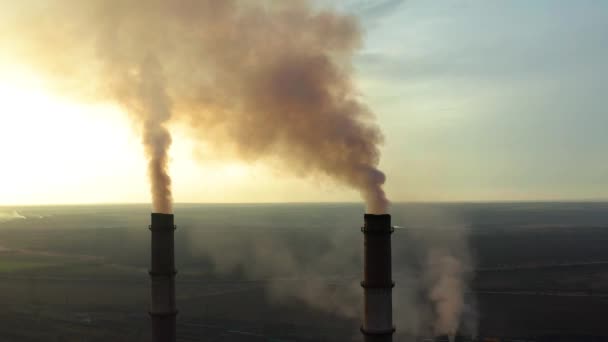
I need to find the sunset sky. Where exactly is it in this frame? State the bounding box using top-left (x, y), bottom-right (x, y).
top-left (0, 0), bottom-right (607, 205)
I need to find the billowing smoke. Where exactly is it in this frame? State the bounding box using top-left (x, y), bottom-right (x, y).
top-left (1, 0), bottom-right (388, 213)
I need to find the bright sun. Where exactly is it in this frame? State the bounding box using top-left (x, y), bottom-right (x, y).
top-left (0, 67), bottom-right (148, 205)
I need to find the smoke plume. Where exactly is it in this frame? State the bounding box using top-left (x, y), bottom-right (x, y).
top-left (1, 0), bottom-right (388, 213)
top-left (392, 206), bottom-right (475, 340)
top-left (122, 56), bottom-right (173, 214)
top-left (184, 205), bottom-right (476, 340)
top-left (426, 249), bottom-right (465, 336)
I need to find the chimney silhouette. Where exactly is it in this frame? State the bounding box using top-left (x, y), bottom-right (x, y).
top-left (149, 213), bottom-right (177, 342)
top-left (361, 214), bottom-right (395, 342)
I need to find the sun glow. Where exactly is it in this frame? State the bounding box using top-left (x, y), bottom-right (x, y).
top-left (0, 67), bottom-right (148, 205)
top-left (0, 65), bottom-right (356, 206)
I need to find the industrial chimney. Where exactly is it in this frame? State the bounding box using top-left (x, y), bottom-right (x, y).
top-left (149, 213), bottom-right (177, 342)
top-left (361, 214), bottom-right (395, 342)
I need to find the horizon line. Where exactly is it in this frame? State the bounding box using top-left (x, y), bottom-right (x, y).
top-left (2, 198), bottom-right (608, 207)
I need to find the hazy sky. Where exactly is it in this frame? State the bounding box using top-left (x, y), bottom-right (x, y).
top-left (0, 0), bottom-right (607, 205)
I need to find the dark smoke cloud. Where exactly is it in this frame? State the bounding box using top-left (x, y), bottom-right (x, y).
top-left (1, 0), bottom-right (388, 213)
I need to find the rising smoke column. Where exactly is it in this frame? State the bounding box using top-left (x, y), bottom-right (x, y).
top-left (393, 210), bottom-right (475, 339)
top-left (426, 249), bottom-right (466, 337)
top-left (126, 57), bottom-right (173, 214)
top-left (0, 0), bottom-right (388, 213)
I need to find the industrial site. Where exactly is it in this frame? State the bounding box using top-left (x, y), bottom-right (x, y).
top-left (1, 0), bottom-right (607, 341)
top-left (0, 203), bottom-right (607, 341)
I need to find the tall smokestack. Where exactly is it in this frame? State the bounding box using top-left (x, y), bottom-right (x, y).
top-left (149, 213), bottom-right (177, 342)
top-left (361, 214), bottom-right (394, 342)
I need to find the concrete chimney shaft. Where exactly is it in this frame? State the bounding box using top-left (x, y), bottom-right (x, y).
top-left (149, 213), bottom-right (177, 342)
top-left (361, 214), bottom-right (394, 342)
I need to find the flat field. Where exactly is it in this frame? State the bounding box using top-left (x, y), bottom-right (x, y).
top-left (0, 203), bottom-right (607, 341)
